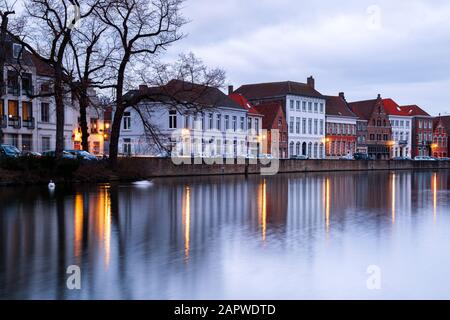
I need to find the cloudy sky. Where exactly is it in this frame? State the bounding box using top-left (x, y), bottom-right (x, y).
top-left (167, 0), bottom-right (450, 115)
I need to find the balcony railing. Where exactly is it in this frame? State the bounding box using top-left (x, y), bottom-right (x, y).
top-left (23, 117), bottom-right (35, 129)
top-left (398, 140), bottom-right (408, 146)
top-left (0, 115), bottom-right (7, 128)
top-left (8, 116), bottom-right (21, 129)
top-left (7, 86), bottom-right (20, 96)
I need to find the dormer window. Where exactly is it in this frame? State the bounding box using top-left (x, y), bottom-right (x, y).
top-left (13, 44), bottom-right (23, 59)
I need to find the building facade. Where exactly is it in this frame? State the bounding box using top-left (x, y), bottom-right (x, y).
top-left (254, 102), bottom-right (288, 158)
top-left (324, 93), bottom-right (358, 158)
top-left (119, 80), bottom-right (250, 158)
top-left (432, 116), bottom-right (449, 158)
top-left (348, 95), bottom-right (393, 160)
top-left (383, 99), bottom-right (413, 158)
top-left (0, 39), bottom-right (77, 153)
top-left (400, 105), bottom-right (433, 157)
top-left (235, 77), bottom-right (326, 159)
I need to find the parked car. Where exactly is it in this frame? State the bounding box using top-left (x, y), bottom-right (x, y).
top-left (438, 157), bottom-right (450, 161)
top-left (414, 156), bottom-right (437, 161)
top-left (21, 150), bottom-right (42, 158)
top-left (42, 150), bottom-right (78, 160)
top-left (340, 154), bottom-right (354, 160)
top-left (258, 154), bottom-right (274, 160)
top-left (291, 155), bottom-right (309, 160)
top-left (0, 144), bottom-right (21, 159)
top-left (392, 157), bottom-right (410, 161)
top-left (66, 150), bottom-right (98, 161)
top-left (353, 152), bottom-right (370, 160)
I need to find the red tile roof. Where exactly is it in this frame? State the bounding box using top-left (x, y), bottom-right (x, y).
top-left (254, 102), bottom-right (285, 129)
top-left (400, 105), bottom-right (431, 117)
top-left (229, 93), bottom-right (263, 117)
top-left (348, 99), bottom-right (378, 121)
top-left (324, 95), bottom-right (357, 118)
top-left (382, 98), bottom-right (407, 116)
top-left (235, 81), bottom-right (324, 100)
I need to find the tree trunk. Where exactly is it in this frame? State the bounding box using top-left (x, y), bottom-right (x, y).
top-left (54, 66), bottom-right (66, 157)
top-left (79, 94), bottom-right (90, 152)
top-left (108, 105), bottom-right (124, 168)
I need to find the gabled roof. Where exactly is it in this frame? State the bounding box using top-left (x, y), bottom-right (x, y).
top-left (235, 81), bottom-right (324, 100)
top-left (324, 95), bottom-right (357, 118)
top-left (229, 93), bottom-right (263, 117)
top-left (30, 54), bottom-right (54, 77)
top-left (254, 102), bottom-right (284, 129)
top-left (435, 116), bottom-right (450, 131)
top-left (400, 105), bottom-right (431, 117)
top-left (126, 79), bottom-right (245, 110)
top-left (348, 99), bottom-right (379, 120)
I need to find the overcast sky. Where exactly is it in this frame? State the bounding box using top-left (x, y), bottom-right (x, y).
top-left (166, 0), bottom-right (450, 116)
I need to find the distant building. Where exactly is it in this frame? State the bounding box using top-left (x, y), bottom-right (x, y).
top-left (254, 102), bottom-right (288, 158)
top-left (235, 77), bottom-right (326, 159)
top-left (383, 98), bottom-right (413, 158)
top-left (120, 80), bottom-right (249, 157)
top-left (324, 93), bottom-right (358, 158)
top-left (348, 95), bottom-right (393, 160)
top-left (0, 37), bottom-right (78, 152)
top-left (432, 116), bottom-right (449, 158)
top-left (400, 105), bottom-right (433, 157)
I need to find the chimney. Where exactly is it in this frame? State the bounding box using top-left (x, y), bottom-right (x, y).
top-left (228, 85), bottom-right (234, 95)
top-left (377, 93), bottom-right (381, 99)
top-left (307, 76), bottom-right (315, 89)
top-left (139, 84), bottom-right (148, 92)
top-left (339, 92), bottom-right (345, 99)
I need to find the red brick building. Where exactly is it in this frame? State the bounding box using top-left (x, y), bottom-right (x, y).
top-left (254, 102), bottom-right (288, 158)
top-left (400, 105), bottom-right (433, 157)
top-left (348, 95), bottom-right (393, 160)
top-left (432, 116), bottom-right (450, 158)
top-left (324, 93), bottom-right (358, 158)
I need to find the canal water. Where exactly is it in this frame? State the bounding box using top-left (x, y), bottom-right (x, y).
top-left (0, 170), bottom-right (449, 300)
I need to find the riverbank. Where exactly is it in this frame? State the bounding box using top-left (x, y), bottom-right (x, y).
top-left (1, 157), bottom-right (449, 186)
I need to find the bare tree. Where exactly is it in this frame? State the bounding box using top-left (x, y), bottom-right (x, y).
top-left (94, 0), bottom-right (186, 167)
top-left (8, 0), bottom-right (99, 157)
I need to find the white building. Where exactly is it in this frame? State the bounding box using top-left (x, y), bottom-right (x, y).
top-left (235, 77), bottom-right (326, 159)
top-left (118, 80), bottom-right (251, 158)
top-left (1, 39), bottom-right (78, 153)
top-left (383, 99), bottom-right (413, 158)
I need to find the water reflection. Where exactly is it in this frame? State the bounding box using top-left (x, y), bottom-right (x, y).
top-left (0, 170), bottom-right (449, 299)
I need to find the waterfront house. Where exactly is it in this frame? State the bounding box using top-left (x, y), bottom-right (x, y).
top-left (235, 77), bottom-right (326, 159)
top-left (348, 95), bottom-right (393, 160)
top-left (432, 115), bottom-right (449, 158)
top-left (383, 98), bottom-right (413, 158)
top-left (0, 36), bottom-right (78, 153)
top-left (120, 79), bottom-right (249, 157)
top-left (324, 93), bottom-right (358, 159)
top-left (400, 105), bottom-right (433, 158)
top-left (254, 102), bottom-right (288, 158)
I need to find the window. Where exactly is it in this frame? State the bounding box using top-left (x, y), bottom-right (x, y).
top-left (217, 114), bottom-right (222, 130)
top-left (419, 120), bottom-right (423, 129)
top-left (314, 103), bottom-right (318, 113)
top-left (308, 119), bottom-right (312, 134)
top-left (42, 136), bottom-right (51, 152)
top-left (255, 118), bottom-right (260, 135)
top-left (320, 120), bottom-right (324, 135)
top-left (209, 113), bottom-right (213, 130)
top-left (225, 115), bottom-right (230, 130)
top-left (22, 101), bottom-right (32, 120)
top-left (308, 102), bottom-right (312, 112)
top-left (169, 110), bottom-right (177, 129)
top-left (123, 138), bottom-right (132, 155)
top-left (232, 116), bottom-right (237, 131)
top-left (302, 101), bottom-right (307, 112)
top-left (302, 119), bottom-right (306, 134)
top-left (289, 117), bottom-right (294, 134)
top-left (320, 103), bottom-right (324, 113)
top-left (290, 100), bottom-right (294, 111)
top-left (123, 112), bottom-right (131, 130)
top-left (289, 142), bottom-right (294, 156)
top-left (22, 134), bottom-right (32, 151)
top-left (296, 101), bottom-right (300, 111)
top-left (314, 119), bottom-right (318, 135)
top-left (370, 134), bottom-right (375, 140)
top-left (184, 115), bottom-right (190, 129)
top-left (240, 117), bottom-right (245, 131)
top-left (90, 118), bottom-right (99, 133)
top-left (8, 100), bottom-right (19, 117)
top-left (278, 117), bottom-right (282, 127)
top-left (13, 44), bottom-right (23, 59)
top-left (296, 117), bottom-right (300, 134)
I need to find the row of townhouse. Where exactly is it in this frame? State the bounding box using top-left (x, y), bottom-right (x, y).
top-left (115, 76), bottom-right (449, 160)
top-left (0, 37), bottom-right (111, 156)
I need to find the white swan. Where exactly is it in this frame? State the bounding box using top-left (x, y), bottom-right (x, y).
top-left (48, 180), bottom-right (56, 190)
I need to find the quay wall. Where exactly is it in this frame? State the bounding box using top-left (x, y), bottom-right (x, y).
top-left (118, 158), bottom-right (450, 178)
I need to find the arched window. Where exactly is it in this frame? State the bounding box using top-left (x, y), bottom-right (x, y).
top-left (308, 142), bottom-right (312, 157)
top-left (302, 142), bottom-right (307, 156)
top-left (296, 142), bottom-right (301, 156)
top-left (319, 143), bottom-right (324, 159)
top-left (314, 143), bottom-right (318, 159)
